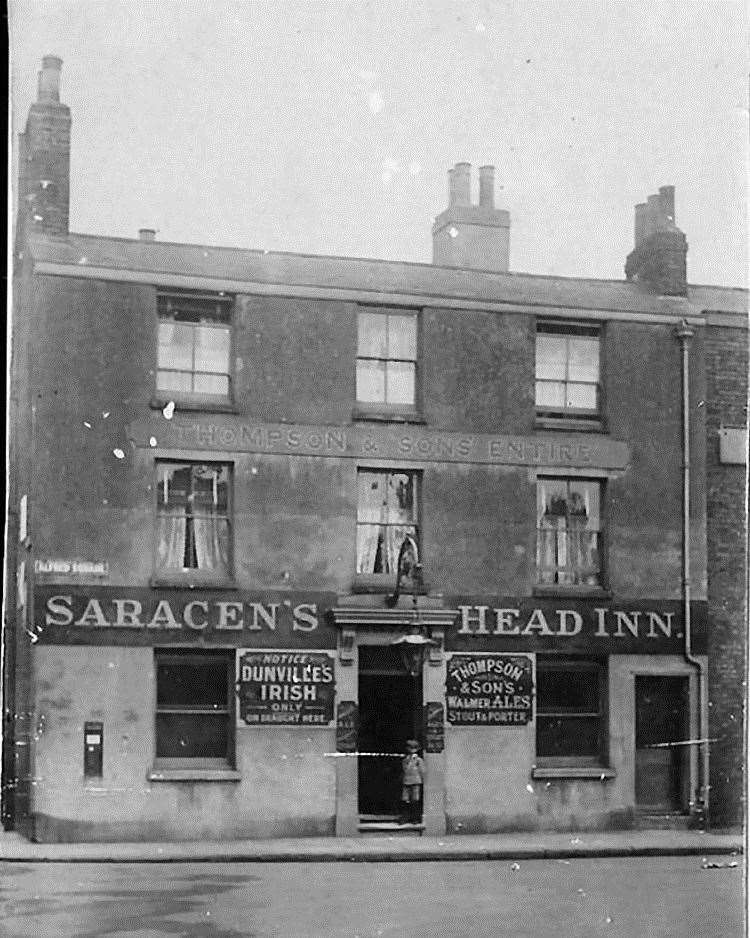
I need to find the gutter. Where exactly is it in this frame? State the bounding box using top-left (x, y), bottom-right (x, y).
top-left (674, 318), bottom-right (709, 824)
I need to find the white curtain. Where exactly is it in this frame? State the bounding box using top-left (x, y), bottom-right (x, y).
top-left (157, 508), bottom-right (187, 569)
top-left (193, 517), bottom-right (229, 574)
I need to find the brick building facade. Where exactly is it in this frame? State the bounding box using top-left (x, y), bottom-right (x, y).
top-left (3, 58), bottom-right (747, 842)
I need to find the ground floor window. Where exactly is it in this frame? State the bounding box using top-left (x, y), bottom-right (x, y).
top-left (536, 657), bottom-right (607, 766)
top-left (155, 649), bottom-right (234, 767)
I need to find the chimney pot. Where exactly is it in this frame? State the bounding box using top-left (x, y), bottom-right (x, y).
top-left (478, 165), bottom-right (495, 209)
top-left (634, 203), bottom-right (648, 248)
top-left (645, 193), bottom-right (662, 237)
top-left (37, 55), bottom-right (62, 103)
top-left (659, 185), bottom-right (676, 224)
top-left (452, 162), bottom-right (472, 206)
top-left (138, 228), bottom-right (156, 242)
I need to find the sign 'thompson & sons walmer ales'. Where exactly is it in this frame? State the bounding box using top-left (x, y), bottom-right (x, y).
top-left (446, 654), bottom-right (533, 725)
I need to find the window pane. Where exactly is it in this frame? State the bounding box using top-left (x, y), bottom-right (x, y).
top-left (566, 383), bottom-right (598, 410)
top-left (158, 322), bottom-right (194, 371)
top-left (158, 465), bottom-right (190, 509)
top-left (357, 472), bottom-right (387, 523)
top-left (536, 380), bottom-right (566, 408)
top-left (157, 658), bottom-right (228, 707)
top-left (194, 326), bottom-right (230, 373)
top-left (358, 312), bottom-right (387, 357)
top-left (356, 523), bottom-right (382, 573)
top-left (194, 374), bottom-right (230, 396)
top-left (568, 336), bottom-right (599, 382)
top-left (570, 480), bottom-right (599, 528)
top-left (156, 712), bottom-right (228, 759)
top-left (536, 716), bottom-right (600, 758)
top-left (386, 361), bottom-right (415, 405)
top-left (536, 334), bottom-right (567, 380)
top-left (388, 315), bottom-right (417, 360)
top-left (387, 472), bottom-right (417, 524)
top-left (157, 370), bottom-right (192, 393)
top-left (356, 359), bottom-right (386, 402)
top-left (538, 479), bottom-right (568, 520)
top-left (538, 667), bottom-right (599, 711)
top-left (192, 517), bottom-right (230, 573)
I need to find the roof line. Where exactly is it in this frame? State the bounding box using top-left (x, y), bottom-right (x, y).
top-left (57, 231), bottom-right (644, 287)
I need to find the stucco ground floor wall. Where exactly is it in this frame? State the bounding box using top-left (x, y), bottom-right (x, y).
top-left (25, 644), bottom-right (704, 843)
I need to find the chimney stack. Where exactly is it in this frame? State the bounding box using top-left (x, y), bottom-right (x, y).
top-left (138, 228), bottom-right (156, 242)
top-left (478, 165), bottom-right (495, 209)
top-left (432, 162), bottom-right (510, 272)
top-left (450, 162), bottom-right (472, 206)
top-left (37, 55), bottom-right (62, 103)
top-left (16, 55), bottom-right (71, 245)
top-left (625, 186), bottom-right (687, 296)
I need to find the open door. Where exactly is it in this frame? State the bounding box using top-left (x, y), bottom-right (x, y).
top-left (358, 645), bottom-right (422, 818)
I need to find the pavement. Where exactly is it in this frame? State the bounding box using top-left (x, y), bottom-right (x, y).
top-left (0, 826), bottom-right (743, 863)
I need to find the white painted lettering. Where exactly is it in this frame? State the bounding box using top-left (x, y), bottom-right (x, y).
top-left (521, 608), bottom-right (552, 635)
top-left (184, 601), bottom-right (208, 630)
top-left (147, 600), bottom-right (181, 630)
top-left (647, 611), bottom-right (673, 638)
top-left (492, 608), bottom-right (520, 635)
top-left (614, 611), bottom-right (640, 638)
top-left (292, 603), bottom-right (318, 632)
top-left (216, 602), bottom-right (244, 630)
top-left (74, 599), bottom-right (111, 628)
top-left (250, 603), bottom-right (278, 631)
top-left (112, 599), bottom-right (144, 628)
top-left (556, 609), bottom-right (583, 636)
top-left (457, 605), bottom-right (490, 635)
top-left (46, 594), bottom-right (73, 626)
top-left (594, 608), bottom-right (610, 637)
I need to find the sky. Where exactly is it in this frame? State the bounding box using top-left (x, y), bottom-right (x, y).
top-left (9, 0), bottom-right (749, 286)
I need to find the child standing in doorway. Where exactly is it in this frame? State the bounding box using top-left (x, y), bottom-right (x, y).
top-left (400, 739), bottom-right (425, 824)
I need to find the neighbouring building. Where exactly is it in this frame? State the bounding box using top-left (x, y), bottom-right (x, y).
top-left (3, 57), bottom-right (747, 843)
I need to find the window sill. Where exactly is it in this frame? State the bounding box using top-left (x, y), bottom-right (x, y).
top-left (151, 395), bottom-right (237, 415)
top-left (532, 766), bottom-right (616, 780)
top-left (352, 406), bottom-right (425, 425)
top-left (148, 768), bottom-right (241, 783)
top-left (150, 574), bottom-right (237, 590)
top-left (535, 416), bottom-right (604, 433)
top-left (533, 585), bottom-right (611, 600)
top-left (352, 574), bottom-right (429, 595)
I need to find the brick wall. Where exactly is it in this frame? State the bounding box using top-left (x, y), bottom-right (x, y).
top-left (705, 324), bottom-right (748, 828)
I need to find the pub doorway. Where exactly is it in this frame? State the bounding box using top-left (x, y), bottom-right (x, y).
top-left (635, 675), bottom-right (690, 813)
top-left (358, 645), bottom-right (423, 819)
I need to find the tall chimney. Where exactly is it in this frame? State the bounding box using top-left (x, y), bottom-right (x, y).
top-left (37, 55), bottom-right (62, 103)
top-left (634, 202), bottom-right (648, 247)
top-left (478, 165), bottom-right (495, 209)
top-left (452, 162), bottom-right (471, 206)
top-left (432, 163), bottom-right (510, 272)
top-left (659, 185), bottom-right (675, 224)
top-left (625, 186), bottom-right (687, 296)
top-left (16, 55), bottom-right (71, 245)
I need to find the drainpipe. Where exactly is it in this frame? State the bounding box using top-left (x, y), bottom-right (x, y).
top-left (674, 318), bottom-right (709, 824)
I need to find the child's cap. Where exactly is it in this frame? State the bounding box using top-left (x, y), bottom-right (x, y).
top-left (405, 739), bottom-right (420, 749)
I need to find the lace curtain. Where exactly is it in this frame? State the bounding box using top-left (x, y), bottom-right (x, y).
top-left (157, 465), bottom-right (229, 576)
top-left (357, 471), bottom-right (417, 574)
top-left (537, 480), bottom-right (600, 585)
